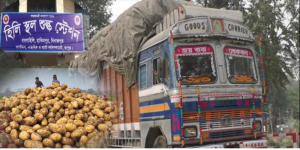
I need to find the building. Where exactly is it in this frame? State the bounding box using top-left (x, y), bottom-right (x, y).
top-left (1, 0), bottom-right (89, 66)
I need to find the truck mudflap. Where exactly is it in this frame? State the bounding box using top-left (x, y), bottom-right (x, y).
top-left (184, 139), bottom-right (267, 148)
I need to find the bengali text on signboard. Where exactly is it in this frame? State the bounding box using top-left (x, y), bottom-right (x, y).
top-left (0, 12), bottom-right (84, 52)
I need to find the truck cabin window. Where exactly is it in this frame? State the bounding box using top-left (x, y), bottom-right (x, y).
top-left (153, 58), bottom-right (162, 85)
top-left (175, 46), bottom-right (216, 84)
top-left (224, 47), bottom-right (257, 83)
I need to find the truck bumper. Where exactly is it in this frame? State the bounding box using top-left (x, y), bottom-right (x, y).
top-left (183, 139), bottom-right (267, 148)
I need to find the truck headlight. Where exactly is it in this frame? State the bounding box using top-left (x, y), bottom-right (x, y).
top-left (184, 126), bottom-right (197, 138)
top-left (253, 121), bottom-right (262, 131)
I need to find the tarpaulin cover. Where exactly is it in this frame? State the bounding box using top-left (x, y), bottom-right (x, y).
top-left (69, 0), bottom-right (181, 87)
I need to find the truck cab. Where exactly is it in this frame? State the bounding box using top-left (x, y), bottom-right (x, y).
top-left (137, 5), bottom-right (267, 148)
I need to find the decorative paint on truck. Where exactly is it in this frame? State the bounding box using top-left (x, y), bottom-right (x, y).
top-left (99, 5), bottom-right (267, 148)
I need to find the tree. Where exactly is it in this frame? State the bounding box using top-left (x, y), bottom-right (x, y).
top-left (73, 0), bottom-right (113, 38)
top-left (195, 0), bottom-right (246, 12)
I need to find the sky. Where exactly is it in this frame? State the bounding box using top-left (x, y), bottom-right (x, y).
top-left (109, 0), bottom-right (142, 22)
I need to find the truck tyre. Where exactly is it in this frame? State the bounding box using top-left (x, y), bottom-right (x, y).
top-left (153, 135), bottom-right (167, 148)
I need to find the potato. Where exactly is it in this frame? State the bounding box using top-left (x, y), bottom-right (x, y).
top-left (27, 129), bottom-right (35, 134)
top-left (19, 131), bottom-right (30, 140)
top-left (27, 104), bottom-right (35, 111)
top-left (21, 109), bottom-right (32, 118)
top-left (57, 117), bottom-right (68, 124)
top-left (41, 118), bottom-right (48, 126)
top-left (59, 108), bottom-right (65, 115)
top-left (19, 125), bottom-right (32, 132)
top-left (42, 138), bottom-right (54, 147)
top-left (55, 113), bottom-right (62, 121)
top-left (63, 97), bottom-right (72, 102)
top-left (53, 102), bottom-right (60, 110)
top-left (10, 121), bottom-right (19, 129)
top-left (14, 139), bottom-right (24, 147)
top-left (75, 114), bottom-right (84, 120)
top-left (24, 140), bottom-right (44, 148)
top-left (69, 109), bottom-right (76, 115)
top-left (47, 112), bottom-right (55, 119)
top-left (17, 104), bottom-right (27, 111)
top-left (66, 123), bottom-right (77, 132)
top-left (84, 125), bottom-right (95, 133)
top-left (74, 120), bottom-right (84, 127)
top-left (71, 101), bottom-right (78, 108)
top-left (97, 124), bottom-right (108, 131)
top-left (10, 129), bottom-right (19, 141)
top-left (98, 118), bottom-right (105, 123)
top-left (49, 108), bottom-right (57, 113)
top-left (99, 103), bottom-right (107, 109)
top-left (63, 145), bottom-right (72, 148)
top-left (49, 123), bottom-right (66, 134)
top-left (87, 117), bottom-right (99, 127)
top-left (49, 133), bottom-right (62, 142)
top-left (80, 135), bottom-right (88, 147)
top-left (31, 132), bottom-right (42, 141)
top-left (67, 119), bottom-right (74, 123)
top-left (37, 129), bottom-right (52, 138)
top-left (76, 98), bottom-right (84, 108)
top-left (104, 107), bottom-right (113, 113)
top-left (5, 126), bottom-right (12, 133)
top-left (82, 106), bottom-right (90, 113)
top-left (109, 112), bottom-right (117, 119)
top-left (71, 129), bottom-right (84, 138)
top-left (87, 130), bottom-right (98, 139)
top-left (55, 143), bottom-right (62, 148)
top-left (52, 91), bottom-right (58, 97)
top-left (105, 121), bottom-right (112, 127)
top-left (48, 118), bottom-right (56, 123)
top-left (40, 108), bottom-right (48, 116)
top-left (70, 115), bottom-right (75, 120)
top-left (61, 84), bottom-right (68, 90)
top-left (65, 132), bottom-right (71, 138)
top-left (61, 137), bottom-right (74, 145)
top-left (22, 117), bottom-right (37, 126)
top-left (35, 103), bottom-right (41, 110)
top-left (34, 113), bottom-right (44, 122)
top-left (25, 88), bottom-right (31, 95)
top-left (33, 124), bottom-right (42, 131)
top-left (104, 114), bottom-right (110, 121)
top-left (93, 109), bottom-right (104, 118)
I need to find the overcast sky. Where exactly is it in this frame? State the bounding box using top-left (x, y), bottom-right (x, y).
top-left (109, 0), bottom-right (142, 22)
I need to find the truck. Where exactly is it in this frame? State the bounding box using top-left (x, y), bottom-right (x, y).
top-left (95, 2), bottom-right (268, 149)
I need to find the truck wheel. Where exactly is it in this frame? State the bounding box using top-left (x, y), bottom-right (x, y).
top-left (153, 135), bottom-right (167, 148)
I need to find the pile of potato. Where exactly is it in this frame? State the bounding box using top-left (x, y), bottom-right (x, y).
top-left (0, 83), bottom-right (118, 148)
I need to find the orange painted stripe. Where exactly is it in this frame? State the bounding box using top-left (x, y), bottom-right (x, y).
top-left (140, 103), bottom-right (169, 113)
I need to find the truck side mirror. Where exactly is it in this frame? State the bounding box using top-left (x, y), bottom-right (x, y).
top-left (157, 58), bottom-right (165, 80)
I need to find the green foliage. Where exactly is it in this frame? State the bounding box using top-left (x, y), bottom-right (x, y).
top-left (72, 0), bottom-right (113, 38)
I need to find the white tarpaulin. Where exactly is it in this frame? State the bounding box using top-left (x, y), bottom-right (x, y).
top-left (69, 0), bottom-right (181, 87)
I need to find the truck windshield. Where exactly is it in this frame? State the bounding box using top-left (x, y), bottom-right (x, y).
top-left (224, 47), bottom-right (257, 83)
top-left (174, 45), bottom-right (216, 84)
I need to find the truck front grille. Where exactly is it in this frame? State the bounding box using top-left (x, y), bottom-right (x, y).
top-left (210, 130), bottom-right (244, 138)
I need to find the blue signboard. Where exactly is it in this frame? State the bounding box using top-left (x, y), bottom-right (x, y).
top-left (0, 12), bottom-right (84, 52)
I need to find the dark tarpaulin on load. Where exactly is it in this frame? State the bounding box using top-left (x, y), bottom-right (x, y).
top-left (69, 0), bottom-right (181, 87)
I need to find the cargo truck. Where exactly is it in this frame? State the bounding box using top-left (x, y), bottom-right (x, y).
top-left (97, 4), bottom-right (268, 148)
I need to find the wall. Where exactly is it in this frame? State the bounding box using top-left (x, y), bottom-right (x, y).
top-left (56, 0), bottom-right (64, 13)
top-left (24, 53), bottom-right (58, 66)
top-left (19, 0), bottom-right (27, 12)
top-left (63, 0), bottom-right (75, 13)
